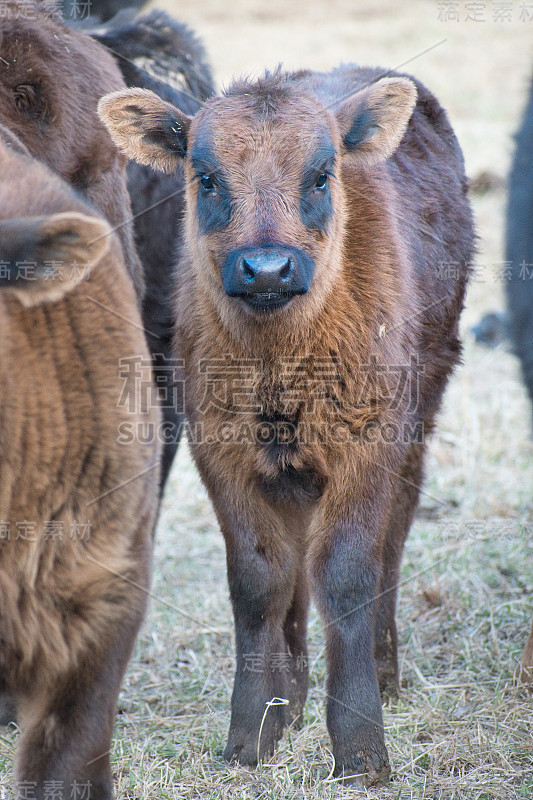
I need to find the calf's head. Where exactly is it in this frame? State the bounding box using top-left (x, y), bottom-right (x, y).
top-left (99, 72), bottom-right (416, 324)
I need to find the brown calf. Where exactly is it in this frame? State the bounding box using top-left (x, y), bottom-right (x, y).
top-left (100, 65), bottom-right (475, 785)
top-left (0, 133), bottom-right (160, 797)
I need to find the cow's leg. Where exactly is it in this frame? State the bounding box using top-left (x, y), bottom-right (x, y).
top-left (15, 519), bottom-right (152, 800)
top-left (16, 609), bottom-right (142, 800)
top-left (283, 563), bottom-right (310, 728)
top-left (202, 477), bottom-right (298, 765)
top-left (0, 692), bottom-right (16, 726)
top-left (309, 468), bottom-right (394, 786)
top-left (373, 441), bottom-right (426, 698)
top-left (518, 618), bottom-right (533, 685)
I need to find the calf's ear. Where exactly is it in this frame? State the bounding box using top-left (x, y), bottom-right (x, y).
top-left (98, 88), bottom-right (191, 174)
top-left (0, 212), bottom-right (111, 306)
top-left (335, 77), bottom-right (417, 168)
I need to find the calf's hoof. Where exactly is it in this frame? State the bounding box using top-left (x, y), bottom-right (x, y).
top-left (223, 736), bottom-right (276, 767)
top-left (333, 738), bottom-right (390, 787)
top-left (224, 705), bottom-right (285, 766)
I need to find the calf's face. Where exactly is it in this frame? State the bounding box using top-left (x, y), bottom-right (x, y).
top-left (99, 75), bottom-right (416, 320)
top-left (194, 94), bottom-right (338, 313)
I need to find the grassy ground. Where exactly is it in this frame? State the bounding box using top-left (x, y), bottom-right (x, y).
top-left (1, 1), bottom-right (532, 798)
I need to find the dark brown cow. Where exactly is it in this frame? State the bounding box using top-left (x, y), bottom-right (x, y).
top-left (0, 132), bottom-right (160, 797)
top-left (0, 0), bottom-right (143, 294)
top-left (100, 65), bottom-right (474, 785)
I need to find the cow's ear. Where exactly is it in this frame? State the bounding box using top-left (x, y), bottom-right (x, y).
top-left (98, 88), bottom-right (192, 174)
top-left (335, 77), bottom-right (417, 168)
top-left (0, 212), bottom-right (110, 306)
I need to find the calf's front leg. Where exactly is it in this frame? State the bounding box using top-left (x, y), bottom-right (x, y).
top-left (203, 478), bottom-right (300, 765)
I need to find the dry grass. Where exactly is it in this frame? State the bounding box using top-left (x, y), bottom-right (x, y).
top-left (1, 1), bottom-right (532, 798)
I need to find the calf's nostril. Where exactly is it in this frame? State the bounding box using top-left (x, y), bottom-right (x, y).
top-left (279, 259), bottom-right (292, 281)
top-left (242, 258), bottom-right (256, 282)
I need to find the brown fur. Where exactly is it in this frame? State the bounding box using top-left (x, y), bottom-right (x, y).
top-left (100, 65), bottom-right (474, 786)
top-left (0, 0), bottom-right (143, 295)
top-left (0, 137), bottom-right (161, 797)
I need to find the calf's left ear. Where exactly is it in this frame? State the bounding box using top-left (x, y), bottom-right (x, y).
top-left (335, 77), bottom-right (417, 168)
top-left (98, 88), bottom-right (191, 174)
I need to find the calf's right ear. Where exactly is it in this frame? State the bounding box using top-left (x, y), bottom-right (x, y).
top-left (98, 88), bottom-right (191, 174)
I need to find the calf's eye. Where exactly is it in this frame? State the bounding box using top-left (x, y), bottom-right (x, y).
top-left (200, 174), bottom-right (216, 193)
top-left (315, 173), bottom-right (328, 190)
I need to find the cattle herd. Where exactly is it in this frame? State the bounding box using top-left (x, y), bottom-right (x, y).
top-left (0, 0), bottom-right (530, 796)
